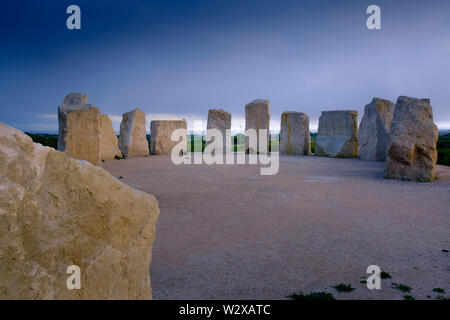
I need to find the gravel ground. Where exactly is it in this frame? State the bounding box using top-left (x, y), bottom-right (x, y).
top-left (103, 155), bottom-right (450, 300)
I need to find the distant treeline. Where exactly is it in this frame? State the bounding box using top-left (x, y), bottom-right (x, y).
top-left (25, 133), bottom-right (58, 149)
top-left (437, 133), bottom-right (450, 166)
top-left (24, 132), bottom-right (450, 166)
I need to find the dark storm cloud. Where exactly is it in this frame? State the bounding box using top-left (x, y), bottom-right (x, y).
top-left (1, 0), bottom-right (449, 132)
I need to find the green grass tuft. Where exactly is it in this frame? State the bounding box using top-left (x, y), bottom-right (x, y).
top-left (333, 283), bottom-right (355, 293)
top-left (433, 288), bottom-right (445, 294)
top-left (380, 271), bottom-right (391, 279)
top-left (392, 283), bottom-right (411, 293)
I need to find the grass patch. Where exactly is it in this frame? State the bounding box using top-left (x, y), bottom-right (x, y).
top-left (437, 133), bottom-right (450, 166)
top-left (437, 296), bottom-right (449, 300)
top-left (333, 283), bottom-right (355, 293)
top-left (392, 283), bottom-right (411, 293)
top-left (360, 280), bottom-right (367, 284)
top-left (433, 288), bottom-right (445, 294)
top-left (403, 295), bottom-right (415, 300)
top-left (289, 291), bottom-right (335, 301)
top-left (380, 271), bottom-right (391, 279)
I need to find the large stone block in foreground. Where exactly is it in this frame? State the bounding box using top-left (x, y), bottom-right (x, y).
top-left (245, 99), bottom-right (270, 154)
top-left (280, 112), bottom-right (311, 155)
top-left (57, 93), bottom-right (102, 166)
top-left (359, 98), bottom-right (395, 161)
top-left (315, 110), bottom-right (359, 158)
top-left (206, 109), bottom-right (231, 151)
top-left (100, 114), bottom-right (122, 160)
top-left (385, 96), bottom-right (438, 182)
top-left (119, 108), bottom-right (149, 158)
top-left (150, 120), bottom-right (187, 155)
top-left (0, 122), bottom-right (159, 299)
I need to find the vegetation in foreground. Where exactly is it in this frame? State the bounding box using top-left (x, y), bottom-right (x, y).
top-left (333, 283), bottom-right (355, 293)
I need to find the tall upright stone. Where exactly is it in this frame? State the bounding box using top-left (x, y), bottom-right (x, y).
top-left (359, 98), bottom-right (395, 161)
top-left (245, 99), bottom-right (270, 154)
top-left (206, 109), bottom-right (232, 151)
top-left (150, 120), bottom-right (187, 155)
top-left (57, 93), bottom-right (102, 166)
top-left (315, 110), bottom-right (359, 158)
top-left (385, 96), bottom-right (438, 182)
top-left (100, 114), bottom-right (122, 160)
top-left (280, 112), bottom-right (311, 155)
top-left (0, 122), bottom-right (159, 299)
top-left (118, 108), bottom-right (149, 158)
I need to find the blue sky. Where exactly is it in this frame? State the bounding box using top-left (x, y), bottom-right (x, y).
top-left (1, 0), bottom-right (449, 133)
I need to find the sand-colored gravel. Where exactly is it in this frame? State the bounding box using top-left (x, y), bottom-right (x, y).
top-left (103, 155), bottom-right (450, 300)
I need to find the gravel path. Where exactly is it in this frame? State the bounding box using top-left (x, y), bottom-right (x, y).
top-left (103, 155), bottom-right (450, 300)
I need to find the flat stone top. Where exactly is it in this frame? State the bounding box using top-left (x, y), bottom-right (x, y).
top-left (396, 96), bottom-right (431, 105)
top-left (63, 93), bottom-right (88, 105)
top-left (208, 109), bottom-right (231, 116)
top-left (151, 120), bottom-right (187, 125)
top-left (371, 97), bottom-right (394, 104)
top-left (321, 110), bottom-right (358, 116)
top-left (281, 111), bottom-right (308, 116)
top-left (246, 99), bottom-right (270, 107)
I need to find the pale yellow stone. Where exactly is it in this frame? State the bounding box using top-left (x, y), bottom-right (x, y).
top-left (280, 112), bottom-right (311, 155)
top-left (57, 93), bottom-right (102, 166)
top-left (119, 109), bottom-right (149, 158)
top-left (64, 106), bottom-right (102, 166)
top-left (245, 99), bottom-right (270, 154)
top-left (206, 109), bottom-right (232, 151)
top-left (0, 122), bottom-right (159, 299)
top-left (315, 110), bottom-right (359, 158)
top-left (150, 120), bottom-right (187, 155)
top-left (100, 114), bottom-right (122, 160)
top-left (385, 96), bottom-right (439, 182)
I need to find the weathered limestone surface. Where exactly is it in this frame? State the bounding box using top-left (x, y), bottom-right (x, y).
top-left (206, 109), bottom-right (232, 151)
top-left (63, 92), bottom-right (88, 106)
top-left (315, 110), bottom-right (359, 158)
top-left (245, 99), bottom-right (270, 154)
top-left (0, 122), bottom-right (159, 299)
top-left (280, 112), bottom-right (311, 155)
top-left (385, 96), bottom-right (438, 182)
top-left (359, 98), bottom-right (395, 161)
top-left (100, 115), bottom-right (122, 160)
top-left (57, 93), bottom-right (102, 166)
top-left (150, 120), bottom-right (187, 155)
top-left (119, 108), bottom-right (149, 158)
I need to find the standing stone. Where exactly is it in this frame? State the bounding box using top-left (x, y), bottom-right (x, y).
top-left (359, 98), bottom-right (395, 161)
top-left (150, 120), bottom-right (187, 155)
top-left (57, 93), bottom-right (101, 166)
top-left (100, 114), bottom-right (122, 160)
top-left (118, 108), bottom-right (149, 158)
top-left (280, 112), bottom-right (311, 155)
top-left (315, 110), bottom-right (359, 158)
top-left (245, 99), bottom-right (270, 153)
top-left (0, 122), bottom-right (159, 299)
top-left (206, 109), bottom-right (232, 151)
top-left (385, 96), bottom-right (438, 182)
